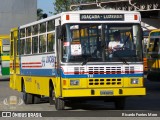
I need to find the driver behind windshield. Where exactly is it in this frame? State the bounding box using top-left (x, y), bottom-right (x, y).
top-left (108, 31), bottom-right (123, 50)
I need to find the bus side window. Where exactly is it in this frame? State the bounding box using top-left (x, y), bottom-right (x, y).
top-left (20, 29), bottom-right (25, 55)
top-left (26, 27), bottom-right (31, 37)
top-left (25, 38), bottom-right (31, 54)
top-left (10, 32), bottom-right (14, 56)
top-left (32, 25), bottom-right (38, 35)
top-left (20, 29), bottom-right (25, 38)
top-left (32, 37), bottom-right (38, 54)
top-left (16, 40), bottom-right (19, 55)
top-left (10, 41), bottom-right (13, 56)
top-left (39, 35), bottom-right (47, 53)
top-left (40, 22), bottom-right (46, 33)
top-left (47, 33), bottom-right (55, 52)
top-left (20, 39), bottom-right (25, 55)
top-left (47, 20), bottom-right (55, 31)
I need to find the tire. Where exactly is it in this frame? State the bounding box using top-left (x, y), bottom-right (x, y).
top-left (49, 85), bottom-right (55, 105)
top-left (33, 95), bottom-right (41, 104)
top-left (22, 83), bottom-right (33, 104)
top-left (114, 97), bottom-right (125, 110)
top-left (55, 97), bottom-right (65, 110)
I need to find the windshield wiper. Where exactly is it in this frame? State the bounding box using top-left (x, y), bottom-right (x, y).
top-left (121, 58), bottom-right (129, 65)
top-left (81, 55), bottom-right (89, 66)
top-left (113, 51), bottom-right (129, 65)
top-left (81, 58), bottom-right (88, 65)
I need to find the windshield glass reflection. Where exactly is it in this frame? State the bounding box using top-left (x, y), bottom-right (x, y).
top-left (62, 23), bottom-right (143, 63)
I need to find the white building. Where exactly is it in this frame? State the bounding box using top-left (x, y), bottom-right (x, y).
top-left (0, 0), bottom-right (37, 34)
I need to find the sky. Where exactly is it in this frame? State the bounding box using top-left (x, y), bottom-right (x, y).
top-left (37, 0), bottom-right (55, 16)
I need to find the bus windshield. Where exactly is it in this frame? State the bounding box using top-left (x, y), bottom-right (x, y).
top-left (62, 23), bottom-right (143, 63)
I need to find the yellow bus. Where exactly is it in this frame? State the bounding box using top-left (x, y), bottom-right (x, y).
top-left (0, 35), bottom-right (10, 79)
top-left (10, 9), bottom-right (146, 110)
top-left (143, 30), bottom-right (151, 73)
top-left (147, 29), bottom-right (160, 81)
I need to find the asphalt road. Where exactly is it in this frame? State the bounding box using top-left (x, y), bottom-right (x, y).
top-left (0, 77), bottom-right (160, 118)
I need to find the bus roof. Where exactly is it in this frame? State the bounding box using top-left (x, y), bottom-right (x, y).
top-left (20, 9), bottom-right (141, 29)
top-left (150, 29), bottom-right (160, 33)
top-left (149, 29), bottom-right (160, 38)
top-left (63, 9), bottom-right (140, 14)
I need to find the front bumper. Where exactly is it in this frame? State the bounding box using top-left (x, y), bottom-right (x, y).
top-left (62, 87), bottom-right (146, 97)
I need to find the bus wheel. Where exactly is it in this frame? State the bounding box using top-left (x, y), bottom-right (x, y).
top-left (33, 95), bottom-right (41, 104)
top-left (49, 86), bottom-right (55, 105)
top-left (55, 98), bottom-right (65, 110)
top-left (114, 97), bottom-right (125, 110)
top-left (22, 83), bottom-right (33, 104)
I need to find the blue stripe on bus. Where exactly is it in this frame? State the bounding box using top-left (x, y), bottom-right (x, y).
top-left (20, 69), bottom-right (56, 76)
top-left (20, 68), bottom-right (143, 78)
top-left (60, 70), bottom-right (143, 78)
top-left (61, 73), bottom-right (143, 78)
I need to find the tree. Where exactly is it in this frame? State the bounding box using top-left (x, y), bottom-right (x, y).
top-left (53, 0), bottom-right (95, 14)
top-left (37, 8), bottom-right (48, 20)
top-left (37, 8), bottom-right (44, 20)
top-left (53, 0), bottom-right (71, 14)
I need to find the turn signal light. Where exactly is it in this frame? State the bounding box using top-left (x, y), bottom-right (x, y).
top-left (63, 80), bottom-right (66, 86)
top-left (134, 15), bottom-right (138, 20)
top-left (66, 15), bottom-right (70, 20)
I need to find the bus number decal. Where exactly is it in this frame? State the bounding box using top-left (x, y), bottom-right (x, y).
top-left (41, 55), bottom-right (55, 67)
top-left (46, 56), bottom-right (54, 64)
top-left (42, 57), bottom-right (46, 67)
top-left (88, 74), bottom-right (93, 78)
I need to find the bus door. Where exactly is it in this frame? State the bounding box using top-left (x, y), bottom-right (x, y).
top-left (10, 28), bottom-right (20, 89)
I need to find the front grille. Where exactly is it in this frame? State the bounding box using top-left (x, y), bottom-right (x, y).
top-left (88, 78), bottom-right (122, 86)
top-left (88, 66), bottom-right (122, 74)
top-left (125, 66), bottom-right (134, 73)
top-left (66, 66), bottom-right (137, 75)
top-left (74, 67), bottom-right (85, 74)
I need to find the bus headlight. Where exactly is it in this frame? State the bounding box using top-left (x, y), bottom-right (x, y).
top-left (70, 80), bottom-right (80, 86)
top-left (131, 78), bottom-right (139, 84)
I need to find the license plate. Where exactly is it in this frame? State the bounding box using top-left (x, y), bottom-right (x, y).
top-left (100, 90), bottom-right (113, 95)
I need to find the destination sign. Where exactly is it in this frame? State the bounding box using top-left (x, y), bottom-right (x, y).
top-left (80, 14), bottom-right (124, 21)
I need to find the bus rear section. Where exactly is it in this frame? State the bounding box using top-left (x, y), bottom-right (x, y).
top-left (10, 28), bottom-right (21, 90)
top-left (147, 29), bottom-right (160, 81)
top-left (0, 35), bottom-right (10, 79)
